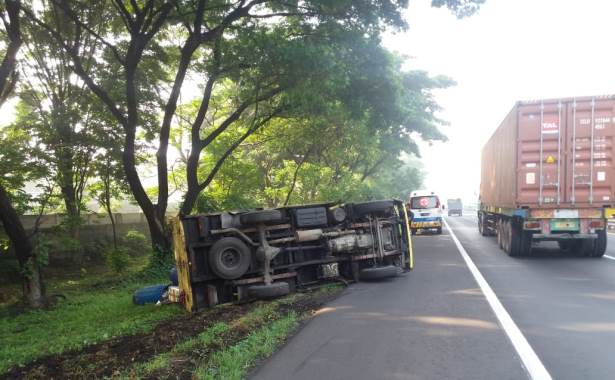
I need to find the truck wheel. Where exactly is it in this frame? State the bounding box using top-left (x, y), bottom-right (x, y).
top-left (496, 220), bottom-right (504, 249)
top-left (508, 220), bottom-right (523, 256)
top-left (353, 200), bottom-right (395, 216)
top-left (519, 230), bottom-right (532, 256)
top-left (240, 209), bottom-right (284, 225)
top-left (580, 239), bottom-right (595, 257)
top-left (359, 265), bottom-right (399, 281)
top-left (592, 229), bottom-right (607, 257)
top-left (436, 226), bottom-right (442, 234)
top-left (208, 237), bottom-right (252, 280)
top-left (478, 215), bottom-right (488, 236)
top-left (247, 282), bottom-right (290, 299)
top-left (411, 228), bottom-right (417, 236)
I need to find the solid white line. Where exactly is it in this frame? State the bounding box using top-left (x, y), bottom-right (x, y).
top-left (443, 219), bottom-right (552, 380)
top-left (604, 255), bottom-right (615, 261)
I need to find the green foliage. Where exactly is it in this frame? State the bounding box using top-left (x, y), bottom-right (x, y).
top-left (121, 230), bottom-right (149, 256)
top-left (197, 313), bottom-right (299, 380)
top-left (105, 247), bottom-right (131, 273)
top-left (0, 286), bottom-right (182, 374)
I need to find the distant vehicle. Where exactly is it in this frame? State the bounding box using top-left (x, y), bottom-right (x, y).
top-left (170, 200), bottom-right (413, 311)
top-left (447, 199), bottom-right (463, 216)
top-left (409, 190), bottom-right (442, 235)
top-left (478, 95), bottom-right (615, 257)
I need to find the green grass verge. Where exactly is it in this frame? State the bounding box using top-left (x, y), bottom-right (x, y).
top-left (195, 312), bottom-right (299, 380)
top-left (0, 284), bottom-right (182, 374)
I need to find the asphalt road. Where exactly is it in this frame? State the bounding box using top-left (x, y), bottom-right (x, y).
top-left (251, 215), bottom-right (615, 380)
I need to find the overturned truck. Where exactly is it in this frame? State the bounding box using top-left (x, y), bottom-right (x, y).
top-left (170, 200), bottom-right (413, 311)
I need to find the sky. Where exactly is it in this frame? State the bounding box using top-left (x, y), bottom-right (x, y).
top-left (384, 0), bottom-right (615, 204)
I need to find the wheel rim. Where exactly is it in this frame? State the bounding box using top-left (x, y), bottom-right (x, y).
top-left (220, 248), bottom-right (241, 269)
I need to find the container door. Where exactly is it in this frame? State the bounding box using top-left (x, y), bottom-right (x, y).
top-left (517, 101), bottom-right (565, 205)
top-left (565, 97), bottom-right (615, 205)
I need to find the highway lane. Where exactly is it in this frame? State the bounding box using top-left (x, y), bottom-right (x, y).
top-left (251, 228), bottom-right (527, 380)
top-left (446, 215), bottom-right (615, 380)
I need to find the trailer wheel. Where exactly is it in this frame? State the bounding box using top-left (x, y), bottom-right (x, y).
top-left (247, 282), bottom-right (290, 299)
top-left (478, 214), bottom-right (488, 236)
top-left (519, 230), bottom-right (532, 256)
top-left (208, 237), bottom-right (252, 280)
top-left (359, 265), bottom-right (398, 281)
top-left (352, 200), bottom-right (395, 216)
top-left (591, 229), bottom-right (607, 257)
top-left (240, 209), bottom-right (284, 225)
top-left (496, 220), bottom-right (504, 249)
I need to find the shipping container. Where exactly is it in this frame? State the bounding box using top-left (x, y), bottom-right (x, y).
top-left (479, 95), bottom-right (615, 257)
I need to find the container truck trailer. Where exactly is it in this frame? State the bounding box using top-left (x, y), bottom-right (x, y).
top-left (478, 95), bottom-right (615, 257)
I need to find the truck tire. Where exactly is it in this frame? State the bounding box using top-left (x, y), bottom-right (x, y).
top-left (208, 237), bottom-right (252, 280)
top-left (496, 220), bottom-right (504, 249)
top-left (592, 229), bottom-right (607, 257)
top-left (247, 282), bottom-right (290, 299)
top-left (504, 219), bottom-right (522, 257)
top-left (478, 214), bottom-right (488, 236)
top-left (411, 228), bottom-right (417, 235)
top-left (353, 200), bottom-right (395, 216)
top-left (519, 230), bottom-right (532, 256)
top-left (359, 265), bottom-right (398, 281)
top-left (240, 209), bottom-right (284, 225)
top-left (436, 226), bottom-right (442, 234)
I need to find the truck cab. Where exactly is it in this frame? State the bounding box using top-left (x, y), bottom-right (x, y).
top-left (409, 191), bottom-right (443, 235)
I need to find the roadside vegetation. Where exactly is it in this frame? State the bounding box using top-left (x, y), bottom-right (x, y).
top-left (3, 285), bottom-right (343, 379)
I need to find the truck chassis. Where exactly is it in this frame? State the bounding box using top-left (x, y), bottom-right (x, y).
top-left (172, 200), bottom-right (413, 311)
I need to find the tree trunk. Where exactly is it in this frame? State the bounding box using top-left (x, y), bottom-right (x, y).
top-left (0, 183), bottom-right (45, 307)
top-left (23, 259), bottom-right (45, 308)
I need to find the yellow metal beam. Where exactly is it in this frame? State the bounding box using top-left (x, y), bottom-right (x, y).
top-left (170, 217), bottom-right (194, 312)
top-left (401, 204), bottom-right (414, 270)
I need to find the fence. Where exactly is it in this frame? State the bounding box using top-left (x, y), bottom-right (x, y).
top-left (0, 213), bottom-right (164, 262)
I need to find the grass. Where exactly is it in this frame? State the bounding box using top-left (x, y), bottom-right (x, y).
top-left (196, 312), bottom-right (299, 380)
top-left (0, 280), bottom-right (182, 374)
top-left (121, 302), bottom-right (281, 379)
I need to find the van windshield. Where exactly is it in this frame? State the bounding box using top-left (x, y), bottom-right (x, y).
top-left (410, 196), bottom-right (438, 209)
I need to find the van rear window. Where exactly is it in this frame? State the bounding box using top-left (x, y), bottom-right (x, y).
top-left (410, 196), bottom-right (438, 209)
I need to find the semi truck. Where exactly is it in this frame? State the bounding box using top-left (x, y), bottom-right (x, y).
top-left (478, 95), bottom-right (615, 257)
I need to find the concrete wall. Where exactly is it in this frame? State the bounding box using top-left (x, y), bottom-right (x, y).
top-left (0, 213), bottom-right (163, 264)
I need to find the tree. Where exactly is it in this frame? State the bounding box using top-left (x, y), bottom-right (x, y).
top-left (15, 4), bottom-right (111, 238)
top-left (24, 0), bottom-right (484, 252)
top-left (0, 0), bottom-right (48, 308)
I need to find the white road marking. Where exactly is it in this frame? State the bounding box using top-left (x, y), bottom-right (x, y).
top-left (443, 219), bottom-right (552, 380)
top-left (604, 255), bottom-right (615, 261)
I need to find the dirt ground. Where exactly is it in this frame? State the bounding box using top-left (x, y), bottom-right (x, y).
top-left (2, 286), bottom-right (343, 380)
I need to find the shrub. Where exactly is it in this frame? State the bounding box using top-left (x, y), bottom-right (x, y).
top-left (105, 247), bottom-right (130, 273)
top-left (122, 230), bottom-right (148, 256)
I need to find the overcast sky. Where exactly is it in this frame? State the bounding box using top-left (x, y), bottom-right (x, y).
top-left (384, 0), bottom-right (615, 203)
